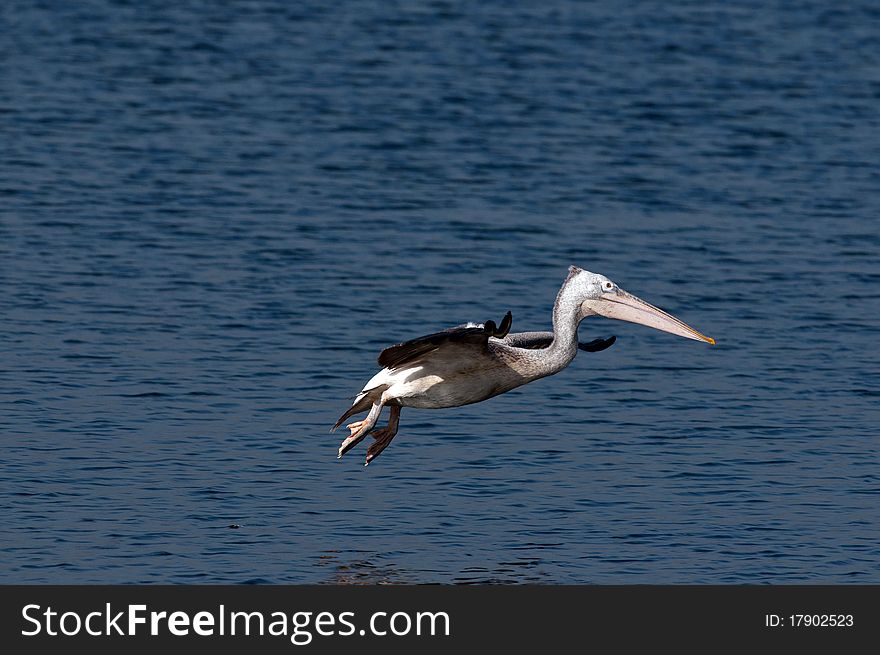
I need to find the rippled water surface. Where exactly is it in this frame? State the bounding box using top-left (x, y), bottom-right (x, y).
top-left (2, 0), bottom-right (879, 583)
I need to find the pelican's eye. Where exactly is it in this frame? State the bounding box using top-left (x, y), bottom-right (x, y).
top-left (602, 281), bottom-right (614, 291)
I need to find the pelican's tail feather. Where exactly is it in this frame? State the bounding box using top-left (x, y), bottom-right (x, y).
top-left (331, 385), bottom-right (387, 431)
top-left (332, 397), bottom-right (371, 431)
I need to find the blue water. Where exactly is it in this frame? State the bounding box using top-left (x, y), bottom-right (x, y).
top-left (2, 0), bottom-right (878, 584)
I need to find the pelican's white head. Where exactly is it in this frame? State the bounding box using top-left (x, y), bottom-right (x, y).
top-left (565, 265), bottom-right (715, 344)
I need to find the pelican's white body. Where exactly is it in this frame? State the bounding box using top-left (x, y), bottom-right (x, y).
top-left (355, 339), bottom-right (533, 409)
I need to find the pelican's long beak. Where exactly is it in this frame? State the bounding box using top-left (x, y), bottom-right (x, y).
top-left (586, 289), bottom-right (715, 344)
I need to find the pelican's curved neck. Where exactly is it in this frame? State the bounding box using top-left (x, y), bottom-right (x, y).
top-left (534, 279), bottom-right (582, 377)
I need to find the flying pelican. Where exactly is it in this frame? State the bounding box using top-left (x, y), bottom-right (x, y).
top-left (334, 266), bottom-right (715, 465)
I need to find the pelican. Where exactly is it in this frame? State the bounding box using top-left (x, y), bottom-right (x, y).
top-left (334, 266), bottom-right (715, 465)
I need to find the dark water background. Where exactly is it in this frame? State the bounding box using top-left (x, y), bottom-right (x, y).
top-left (2, 0), bottom-right (878, 583)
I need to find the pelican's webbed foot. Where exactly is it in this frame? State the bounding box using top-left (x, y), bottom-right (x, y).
top-left (338, 402), bottom-right (384, 459)
top-left (338, 405), bottom-right (402, 465)
top-left (365, 426), bottom-right (398, 466)
top-left (338, 421), bottom-right (370, 458)
top-left (365, 405), bottom-right (401, 466)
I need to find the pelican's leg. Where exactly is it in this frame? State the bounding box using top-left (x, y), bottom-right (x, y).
top-left (338, 402), bottom-right (383, 459)
top-left (364, 406), bottom-right (401, 467)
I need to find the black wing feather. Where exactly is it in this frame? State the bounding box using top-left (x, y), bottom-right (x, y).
top-left (377, 312), bottom-right (512, 369)
top-left (502, 332), bottom-right (617, 351)
top-left (579, 336), bottom-right (616, 352)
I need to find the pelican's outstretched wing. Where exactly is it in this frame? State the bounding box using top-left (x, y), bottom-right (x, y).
top-left (377, 311), bottom-right (512, 369)
top-left (503, 331), bottom-right (617, 352)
